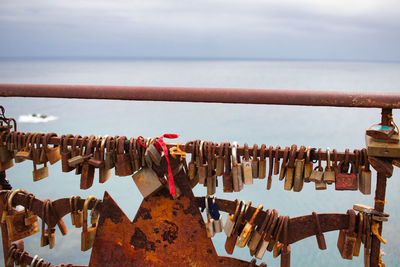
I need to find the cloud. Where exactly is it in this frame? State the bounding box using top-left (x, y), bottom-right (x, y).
top-left (0, 0), bottom-right (399, 60)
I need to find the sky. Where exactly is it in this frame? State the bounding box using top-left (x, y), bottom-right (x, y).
top-left (0, 0), bottom-right (399, 61)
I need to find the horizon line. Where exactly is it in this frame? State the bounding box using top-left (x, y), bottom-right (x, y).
top-left (0, 56), bottom-right (399, 63)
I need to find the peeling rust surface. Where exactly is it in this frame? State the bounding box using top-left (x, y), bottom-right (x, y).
top-left (89, 165), bottom-right (264, 266)
top-left (130, 227), bottom-right (156, 251)
top-left (136, 207), bottom-right (152, 221)
top-left (161, 220), bottom-right (178, 244)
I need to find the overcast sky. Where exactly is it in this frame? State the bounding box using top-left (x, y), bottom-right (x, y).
top-left (1, 0), bottom-right (399, 61)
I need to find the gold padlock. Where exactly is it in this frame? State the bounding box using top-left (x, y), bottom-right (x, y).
top-left (323, 147), bottom-right (335, 184)
top-left (293, 146), bottom-right (305, 192)
top-left (99, 136), bottom-right (111, 183)
top-left (81, 196), bottom-right (98, 251)
top-left (104, 136), bottom-right (115, 170)
top-left (236, 205), bottom-right (263, 247)
top-left (5, 189), bottom-right (39, 242)
top-left (284, 145), bottom-right (297, 191)
top-left (258, 144), bottom-right (266, 179)
top-left (44, 133), bottom-right (61, 165)
top-left (15, 133), bottom-right (32, 162)
top-left (360, 149), bottom-right (371, 195)
top-left (232, 141), bottom-right (243, 192)
top-left (303, 147), bottom-right (313, 182)
top-left (215, 142), bottom-right (224, 177)
top-left (310, 148), bottom-right (324, 183)
top-left (198, 141), bottom-right (208, 185)
top-left (279, 147), bottom-right (290, 181)
top-left (242, 143), bottom-right (253, 185)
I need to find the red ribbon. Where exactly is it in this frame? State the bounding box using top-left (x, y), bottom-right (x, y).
top-left (155, 134), bottom-right (179, 197)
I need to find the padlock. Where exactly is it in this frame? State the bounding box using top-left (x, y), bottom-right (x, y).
top-left (215, 142), bottom-right (224, 176)
top-left (5, 190), bottom-right (39, 242)
top-left (279, 147), bottom-right (289, 181)
top-left (224, 200), bottom-right (242, 237)
top-left (81, 196), bottom-right (97, 251)
top-left (205, 142), bottom-right (217, 195)
top-left (116, 136), bottom-right (133, 176)
top-left (359, 148), bottom-right (371, 195)
top-left (284, 145), bottom-right (297, 191)
top-left (237, 205), bottom-right (263, 247)
top-left (15, 133), bottom-right (32, 162)
top-left (68, 135), bottom-right (84, 167)
top-left (251, 144), bottom-right (259, 178)
top-left (270, 216), bottom-right (285, 255)
top-left (353, 203), bottom-right (389, 218)
top-left (231, 141), bottom-right (243, 192)
top-left (35, 133), bottom-right (48, 164)
top-left (310, 148), bottom-right (323, 182)
top-left (90, 200), bottom-right (101, 225)
top-left (132, 167), bottom-right (164, 198)
top-left (80, 135), bottom-right (95, 190)
top-left (242, 143), bottom-right (253, 184)
top-left (255, 209), bottom-right (278, 259)
top-left (104, 136), bottom-right (115, 170)
top-left (267, 216), bottom-right (284, 252)
top-left (45, 199), bottom-right (57, 249)
top-left (32, 161), bottom-right (49, 182)
top-left (337, 209), bottom-right (357, 260)
top-left (303, 147), bottom-right (313, 183)
top-left (258, 144), bottom-right (267, 179)
top-left (209, 197), bottom-right (223, 233)
top-left (273, 146), bottom-right (281, 175)
top-left (99, 136), bottom-right (111, 183)
top-left (197, 141), bottom-right (208, 185)
top-left (187, 140), bottom-right (198, 180)
top-left (73, 196), bottom-right (83, 228)
top-left (76, 135), bottom-right (88, 175)
top-left (335, 149), bottom-right (358, 190)
top-left (266, 146), bottom-right (274, 190)
top-left (323, 147), bottom-right (335, 184)
top-left (248, 209), bottom-right (271, 256)
top-left (61, 134), bottom-right (74, 172)
top-left (44, 133), bottom-right (61, 165)
top-left (293, 146), bottom-right (305, 192)
top-left (366, 134), bottom-right (400, 158)
top-left (133, 138), bottom-right (142, 171)
top-left (366, 123), bottom-right (397, 140)
top-left (205, 197), bottom-right (214, 238)
top-left (41, 199), bottom-right (50, 247)
top-left (222, 142), bottom-right (234, 192)
top-left (225, 201), bottom-right (251, 255)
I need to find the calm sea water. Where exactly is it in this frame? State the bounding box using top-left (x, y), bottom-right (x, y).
top-left (0, 59), bottom-right (399, 266)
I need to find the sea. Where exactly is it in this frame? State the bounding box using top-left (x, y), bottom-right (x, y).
top-left (0, 58), bottom-right (399, 266)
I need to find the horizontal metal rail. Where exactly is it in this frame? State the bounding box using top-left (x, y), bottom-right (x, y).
top-left (1, 83), bottom-right (400, 108)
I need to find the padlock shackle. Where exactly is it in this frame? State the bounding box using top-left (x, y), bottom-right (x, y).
top-left (8, 189), bottom-right (28, 210)
top-left (82, 196), bottom-right (96, 232)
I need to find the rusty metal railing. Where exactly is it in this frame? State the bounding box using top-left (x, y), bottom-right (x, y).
top-left (1, 83), bottom-right (400, 109)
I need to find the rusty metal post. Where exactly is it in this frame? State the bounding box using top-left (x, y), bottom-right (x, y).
top-left (0, 191), bottom-right (10, 267)
top-left (370, 108), bottom-right (392, 267)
